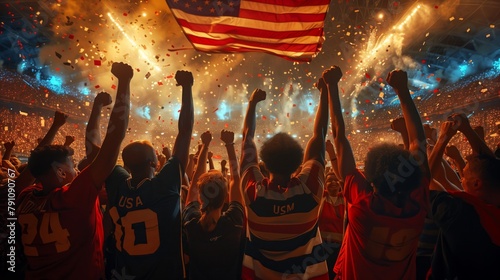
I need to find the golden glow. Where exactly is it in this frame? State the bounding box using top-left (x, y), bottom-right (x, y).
top-left (107, 12), bottom-right (161, 72)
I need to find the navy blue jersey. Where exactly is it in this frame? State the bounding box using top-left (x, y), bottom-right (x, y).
top-left (105, 157), bottom-right (184, 280)
top-left (183, 201), bottom-right (244, 280)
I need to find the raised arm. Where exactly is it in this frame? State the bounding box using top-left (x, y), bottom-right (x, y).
top-left (208, 151), bottom-right (215, 170)
top-left (38, 111), bottom-right (68, 147)
top-left (450, 113), bottom-right (494, 157)
top-left (78, 93), bottom-right (113, 171)
top-left (428, 121), bottom-right (461, 191)
top-left (2, 141), bottom-right (15, 161)
top-left (240, 89), bottom-right (266, 174)
top-left (221, 129), bottom-right (242, 205)
top-left (325, 66), bottom-right (356, 179)
top-left (445, 145), bottom-right (466, 178)
top-left (441, 158), bottom-right (462, 189)
top-left (391, 117), bottom-right (410, 150)
top-left (156, 151), bottom-right (167, 173)
top-left (186, 131), bottom-right (211, 205)
top-left (220, 159), bottom-right (228, 178)
top-left (185, 153), bottom-right (196, 181)
top-left (63, 136), bottom-right (75, 147)
top-left (171, 71), bottom-right (194, 171)
top-left (326, 139), bottom-right (341, 181)
top-left (162, 146), bottom-right (171, 159)
top-left (424, 124), bottom-right (438, 146)
top-left (303, 72), bottom-right (329, 165)
top-left (386, 70), bottom-right (430, 177)
top-left (88, 62), bottom-right (132, 187)
top-left (85, 92), bottom-right (112, 155)
top-left (15, 111), bottom-right (68, 191)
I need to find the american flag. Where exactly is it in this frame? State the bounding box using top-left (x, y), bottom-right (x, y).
top-left (165, 0), bottom-right (331, 62)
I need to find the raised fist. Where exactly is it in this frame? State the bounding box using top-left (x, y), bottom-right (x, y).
top-left (111, 62), bottom-right (134, 80)
top-left (250, 89), bottom-right (266, 104)
top-left (200, 130), bottom-right (212, 145)
top-left (390, 117), bottom-right (407, 133)
top-left (423, 124), bottom-right (437, 144)
top-left (175, 70), bottom-right (193, 87)
top-left (322, 66), bottom-right (342, 84)
top-left (53, 111), bottom-right (68, 127)
top-left (447, 113), bottom-right (471, 132)
top-left (444, 145), bottom-right (462, 160)
top-left (64, 135), bottom-right (76, 146)
top-left (3, 141), bottom-right (15, 150)
top-left (220, 129), bottom-right (235, 145)
top-left (94, 92), bottom-right (113, 107)
top-left (315, 77), bottom-right (327, 91)
top-left (386, 70), bottom-right (408, 90)
top-left (439, 121), bottom-right (457, 140)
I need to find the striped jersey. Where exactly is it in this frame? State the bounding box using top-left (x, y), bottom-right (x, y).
top-left (241, 159), bottom-right (328, 280)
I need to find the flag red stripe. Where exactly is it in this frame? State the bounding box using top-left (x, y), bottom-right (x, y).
top-left (167, 0), bottom-right (330, 61)
top-left (195, 46), bottom-right (314, 61)
top-left (245, 0), bottom-right (331, 8)
top-left (239, 9), bottom-right (325, 22)
top-left (190, 44), bottom-right (315, 60)
top-left (186, 34), bottom-right (320, 52)
top-left (176, 19), bottom-right (323, 40)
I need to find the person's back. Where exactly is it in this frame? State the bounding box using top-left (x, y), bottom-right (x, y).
top-left (241, 157), bottom-right (326, 278)
top-left (318, 171), bottom-right (345, 280)
top-left (429, 191), bottom-right (500, 279)
top-left (105, 70), bottom-right (194, 279)
top-left (16, 62), bottom-right (133, 279)
top-left (240, 84), bottom-right (331, 279)
top-left (328, 68), bottom-right (430, 279)
top-left (17, 151), bottom-right (104, 280)
top-left (426, 118), bottom-right (500, 279)
top-left (183, 130), bottom-right (245, 280)
top-left (105, 156), bottom-right (186, 279)
top-left (336, 159), bottom-right (428, 279)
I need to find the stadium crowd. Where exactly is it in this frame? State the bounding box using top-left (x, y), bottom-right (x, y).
top-left (1, 62), bottom-right (499, 280)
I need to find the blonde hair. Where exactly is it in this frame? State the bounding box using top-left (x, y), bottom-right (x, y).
top-left (198, 170), bottom-right (228, 213)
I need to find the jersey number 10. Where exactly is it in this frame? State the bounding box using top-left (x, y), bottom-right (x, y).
top-left (109, 207), bottom-right (160, 255)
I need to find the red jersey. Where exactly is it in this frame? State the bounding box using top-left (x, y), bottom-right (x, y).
top-left (334, 169), bottom-right (429, 280)
top-left (318, 193), bottom-right (344, 244)
top-left (16, 168), bottom-right (104, 280)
